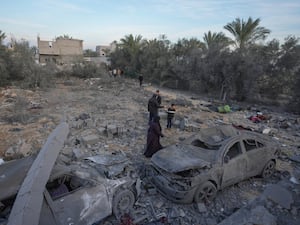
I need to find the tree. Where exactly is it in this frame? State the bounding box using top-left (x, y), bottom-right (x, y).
top-left (112, 34), bottom-right (145, 76)
top-left (203, 31), bottom-right (231, 51)
top-left (289, 69), bottom-right (300, 113)
top-left (140, 36), bottom-right (171, 84)
top-left (224, 17), bottom-right (270, 49)
top-left (0, 30), bottom-right (6, 45)
top-left (57, 34), bottom-right (72, 39)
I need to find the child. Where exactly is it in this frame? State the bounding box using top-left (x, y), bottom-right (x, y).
top-left (167, 104), bottom-right (176, 128)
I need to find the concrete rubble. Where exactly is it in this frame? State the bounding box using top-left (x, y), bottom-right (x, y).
top-left (0, 77), bottom-right (300, 224)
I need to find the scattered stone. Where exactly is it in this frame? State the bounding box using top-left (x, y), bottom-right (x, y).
top-left (72, 119), bottom-right (84, 129)
top-left (72, 148), bottom-right (83, 159)
top-left (154, 199), bottom-right (164, 209)
top-left (81, 134), bottom-right (99, 146)
top-left (147, 187), bottom-right (157, 195)
top-left (1, 78), bottom-right (300, 225)
top-left (197, 203), bottom-right (207, 213)
top-left (5, 146), bottom-right (16, 158)
top-left (18, 141), bottom-right (32, 157)
top-left (107, 124), bottom-right (118, 135)
top-left (178, 208), bottom-right (185, 217)
top-left (291, 207), bottom-right (298, 216)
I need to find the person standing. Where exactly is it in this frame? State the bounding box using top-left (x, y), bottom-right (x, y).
top-left (138, 74), bottom-right (143, 87)
top-left (155, 89), bottom-right (162, 105)
top-left (167, 104), bottom-right (176, 128)
top-left (144, 116), bottom-right (164, 158)
top-left (148, 94), bottom-right (160, 124)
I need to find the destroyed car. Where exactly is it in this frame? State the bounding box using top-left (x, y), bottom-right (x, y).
top-left (148, 125), bottom-right (280, 204)
top-left (0, 155), bottom-right (137, 225)
top-left (0, 120), bottom-right (137, 225)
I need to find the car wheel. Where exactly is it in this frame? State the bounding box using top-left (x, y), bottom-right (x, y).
top-left (261, 160), bottom-right (275, 178)
top-left (112, 189), bottom-right (135, 219)
top-left (194, 181), bottom-right (217, 203)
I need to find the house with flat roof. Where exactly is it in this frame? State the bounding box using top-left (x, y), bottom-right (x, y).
top-left (37, 36), bottom-right (83, 64)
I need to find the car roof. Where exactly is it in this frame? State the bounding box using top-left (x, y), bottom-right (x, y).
top-left (183, 125), bottom-right (241, 147)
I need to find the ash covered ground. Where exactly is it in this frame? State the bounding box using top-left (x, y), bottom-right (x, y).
top-left (1, 76), bottom-right (299, 225)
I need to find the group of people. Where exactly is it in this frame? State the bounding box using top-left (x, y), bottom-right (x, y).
top-left (144, 90), bottom-right (176, 158)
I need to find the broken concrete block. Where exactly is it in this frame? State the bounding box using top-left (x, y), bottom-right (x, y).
top-left (5, 146), bottom-right (17, 157)
top-left (97, 127), bottom-right (106, 134)
top-left (85, 118), bottom-right (93, 127)
top-left (263, 184), bottom-right (293, 209)
top-left (107, 124), bottom-right (118, 134)
top-left (72, 148), bottom-right (83, 159)
top-left (147, 187), bottom-right (157, 195)
top-left (263, 127), bottom-right (272, 134)
top-left (72, 119), bottom-right (84, 129)
top-left (18, 141), bottom-right (31, 157)
top-left (154, 198), bottom-right (164, 208)
top-left (82, 134), bottom-right (99, 146)
top-left (197, 203), bottom-right (207, 213)
top-left (179, 208), bottom-right (185, 217)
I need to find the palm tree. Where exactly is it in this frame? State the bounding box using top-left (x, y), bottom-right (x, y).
top-left (0, 30), bottom-right (6, 45)
top-left (172, 38), bottom-right (204, 59)
top-left (119, 34), bottom-right (143, 50)
top-left (224, 17), bottom-right (270, 49)
top-left (118, 34), bottom-right (144, 74)
top-left (203, 31), bottom-right (231, 50)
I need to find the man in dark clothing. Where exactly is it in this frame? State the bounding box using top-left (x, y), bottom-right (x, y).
top-left (155, 90), bottom-right (161, 105)
top-left (138, 74), bottom-right (143, 87)
top-left (144, 116), bottom-right (164, 158)
top-left (167, 104), bottom-right (176, 128)
top-left (148, 94), bottom-right (163, 124)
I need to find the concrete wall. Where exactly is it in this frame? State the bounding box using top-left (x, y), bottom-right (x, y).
top-left (95, 42), bottom-right (116, 57)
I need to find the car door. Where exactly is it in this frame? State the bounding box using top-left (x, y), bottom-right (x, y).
top-left (242, 138), bottom-right (268, 177)
top-left (221, 140), bottom-right (248, 188)
top-left (43, 175), bottom-right (112, 225)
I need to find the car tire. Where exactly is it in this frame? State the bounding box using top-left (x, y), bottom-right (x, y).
top-left (261, 160), bottom-right (275, 178)
top-left (112, 189), bottom-right (135, 219)
top-left (194, 181), bottom-right (217, 203)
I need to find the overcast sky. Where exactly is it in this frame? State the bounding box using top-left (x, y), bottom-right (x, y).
top-left (1, 0), bottom-right (300, 49)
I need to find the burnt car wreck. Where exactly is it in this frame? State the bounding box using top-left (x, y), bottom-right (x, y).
top-left (0, 121), bottom-right (137, 225)
top-left (147, 125), bottom-right (280, 204)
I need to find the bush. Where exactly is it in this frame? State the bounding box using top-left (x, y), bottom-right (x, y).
top-left (71, 62), bottom-right (103, 78)
top-left (4, 96), bottom-right (31, 124)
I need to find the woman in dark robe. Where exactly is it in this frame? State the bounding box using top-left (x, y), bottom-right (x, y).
top-left (144, 116), bottom-right (164, 158)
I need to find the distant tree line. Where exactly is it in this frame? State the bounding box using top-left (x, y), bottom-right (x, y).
top-left (109, 17), bottom-right (300, 113)
top-left (1, 16), bottom-right (300, 113)
top-left (0, 30), bottom-right (58, 88)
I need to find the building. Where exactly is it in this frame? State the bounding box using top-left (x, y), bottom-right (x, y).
top-left (95, 42), bottom-right (116, 57)
top-left (37, 36), bottom-right (83, 64)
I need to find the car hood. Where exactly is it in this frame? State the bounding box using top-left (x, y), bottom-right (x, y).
top-left (151, 144), bottom-right (215, 173)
